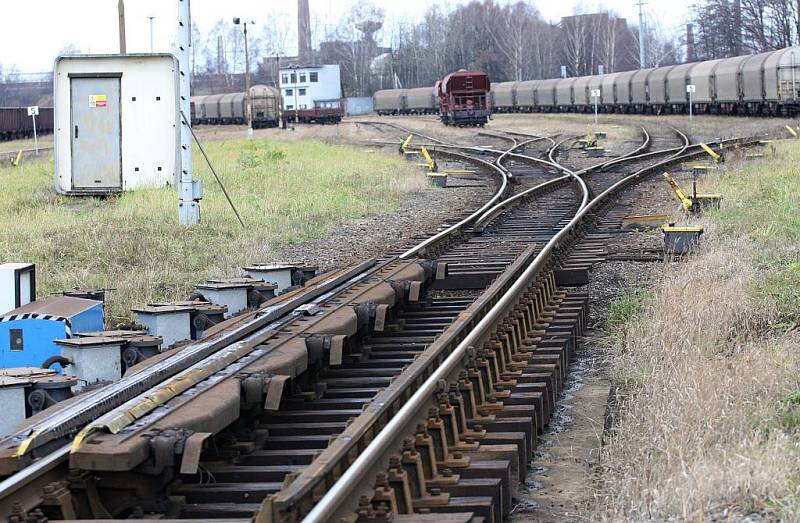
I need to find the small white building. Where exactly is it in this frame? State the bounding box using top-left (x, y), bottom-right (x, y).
top-left (53, 54), bottom-right (180, 195)
top-left (279, 65), bottom-right (342, 111)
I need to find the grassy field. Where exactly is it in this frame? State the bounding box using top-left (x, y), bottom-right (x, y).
top-left (596, 140), bottom-right (800, 520)
top-left (0, 138), bottom-right (424, 325)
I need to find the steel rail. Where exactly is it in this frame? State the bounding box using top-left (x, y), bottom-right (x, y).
top-left (398, 137), bottom-right (542, 259)
top-left (303, 129), bottom-right (693, 522)
top-left (0, 129), bottom-right (519, 504)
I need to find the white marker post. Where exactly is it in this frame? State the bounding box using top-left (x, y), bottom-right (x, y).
top-left (591, 89), bottom-right (600, 125)
top-left (26, 106), bottom-right (39, 153)
top-left (686, 84), bottom-right (696, 120)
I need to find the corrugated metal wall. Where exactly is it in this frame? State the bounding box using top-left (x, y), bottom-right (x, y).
top-left (346, 97), bottom-right (374, 115)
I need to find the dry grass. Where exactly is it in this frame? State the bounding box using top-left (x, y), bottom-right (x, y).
top-left (0, 138), bottom-right (425, 325)
top-left (595, 139), bottom-right (800, 520)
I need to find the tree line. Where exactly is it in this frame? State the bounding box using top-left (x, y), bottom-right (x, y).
top-left (690, 0), bottom-right (800, 59)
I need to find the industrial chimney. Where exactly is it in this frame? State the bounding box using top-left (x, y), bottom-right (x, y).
top-left (298, 0), bottom-right (312, 62)
top-left (686, 23), bottom-right (695, 62)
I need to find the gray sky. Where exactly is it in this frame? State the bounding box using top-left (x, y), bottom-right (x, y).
top-left (0, 0), bottom-right (694, 73)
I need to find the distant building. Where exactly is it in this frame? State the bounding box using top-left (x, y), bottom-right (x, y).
top-left (279, 65), bottom-right (342, 111)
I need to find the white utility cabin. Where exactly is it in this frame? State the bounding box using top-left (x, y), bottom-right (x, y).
top-left (53, 54), bottom-right (180, 195)
top-left (279, 65), bottom-right (342, 111)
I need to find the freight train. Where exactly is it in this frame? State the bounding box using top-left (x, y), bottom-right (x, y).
top-left (191, 84), bottom-right (345, 127)
top-left (375, 46), bottom-right (800, 118)
top-left (191, 85), bottom-right (281, 127)
top-left (373, 70), bottom-right (492, 126)
top-left (0, 107), bottom-right (54, 142)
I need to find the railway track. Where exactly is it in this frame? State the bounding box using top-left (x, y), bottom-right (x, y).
top-left (0, 147), bottom-right (53, 164)
top-left (0, 123), bottom-right (762, 523)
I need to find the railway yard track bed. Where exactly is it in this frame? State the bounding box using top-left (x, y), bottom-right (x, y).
top-left (0, 116), bottom-right (792, 522)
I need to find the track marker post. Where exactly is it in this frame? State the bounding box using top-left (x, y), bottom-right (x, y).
top-left (26, 106), bottom-right (39, 153)
top-left (591, 89), bottom-right (600, 126)
top-left (686, 84), bottom-right (696, 120)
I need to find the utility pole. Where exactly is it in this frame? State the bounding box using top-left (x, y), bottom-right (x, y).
top-left (637, 0), bottom-right (647, 68)
top-left (118, 0), bottom-right (127, 54)
top-left (148, 16), bottom-right (156, 53)
top-left (276, 54), bottom-right (284, 129)
top-left (178, 0), bottom-right (201, 225)
top-left (234, 18), bottom-right (254, 137)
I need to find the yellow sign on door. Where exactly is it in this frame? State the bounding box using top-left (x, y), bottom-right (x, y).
top-left (89, 94), bottom-right (107, 108)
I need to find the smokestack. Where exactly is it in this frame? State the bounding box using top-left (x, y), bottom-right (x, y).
top-left (217, 35), bottom-right (224, 73)
top-left (298, 0), bottom-right (312, 62)
top-left (686, 23), bottom-right (695, 62)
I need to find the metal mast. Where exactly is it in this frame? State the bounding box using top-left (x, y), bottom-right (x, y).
top-left (637, 0), bottom-right (647, 68)
top-left (178, 0), bottom-right (201, 225)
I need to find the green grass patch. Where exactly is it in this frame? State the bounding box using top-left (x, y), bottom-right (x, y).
top-left (0, 138), bottom-right (424, 325)
top-left (714, 141), bottom-right (800, 324)
top-left (605, 287), bottom-right (651, 335)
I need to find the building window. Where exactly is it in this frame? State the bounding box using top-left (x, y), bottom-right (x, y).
top-left (285, 89), bottom-right (293, 96)
top-left (299, 88), bottom-right (306, 96)
top-left (286, 104), bottom-right (294, 110)
top-left (310, 72), bottom-right (318, 82)
top-left (281, 74), bottom-right (288, 84)
top-left (299, 73), bottom-right (306, 82)
top-left (290, 73), bottom-right (296, 83)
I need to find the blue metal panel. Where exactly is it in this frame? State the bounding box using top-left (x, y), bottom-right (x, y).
top-left (0, 319), bottom-right (67, 368)
top-left (70, 303), bottom-right (104, 334)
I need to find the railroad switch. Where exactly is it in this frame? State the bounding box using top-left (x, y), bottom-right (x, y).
top-left (662, 171), bottom-right (721, 214)
top-left (577, 128), bottom-right (599, 148)
top-left (10, 150), bottom-right (22, 167)
top-left (427, 172), bottom-right (448, 187)
top-left (399, 134), bottom-right (414, 154)
top-left (418, 146), bottom-right (438, 172)
top-left (785, 125), bottom-right (799, 138)
top-left (662, 224), bottom-right (704, 255)
top-left (585, 146), bottom-right (606, 158)
top-left (699, 142), bottom-right (723, 163)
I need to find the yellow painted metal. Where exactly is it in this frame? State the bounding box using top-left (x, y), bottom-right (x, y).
top-left (12, 430), bottom-right (39, 458)
top-left (699, 142), bottom-right (721, 162)
top-left (10, 150), bottom-right (22, 167)
top-left (70, 333), bottom-right (269, 452)
top-left (661, 225), bottom-right (704, 233)
top-left (420, 146), bottom-right (437, 172)
top-left (662, 172), bottom-right (693, 212)
top-left (400, 134), bottom-right (413, 152)
top-left (785, 125), bottom-right (798, 138)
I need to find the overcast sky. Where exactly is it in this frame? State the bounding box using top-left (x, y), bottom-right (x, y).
top-left (0, 0), bottom-right (694, 74)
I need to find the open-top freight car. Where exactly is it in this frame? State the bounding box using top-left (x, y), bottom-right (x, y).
top-left (190, 85), bottom-right (281, 127)
top-left (282, 99), bottom-right (344, 124)
top-left (0, 107), bottom-right (54, 142)
top-left (437, 70), bottom-right (492, 126)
